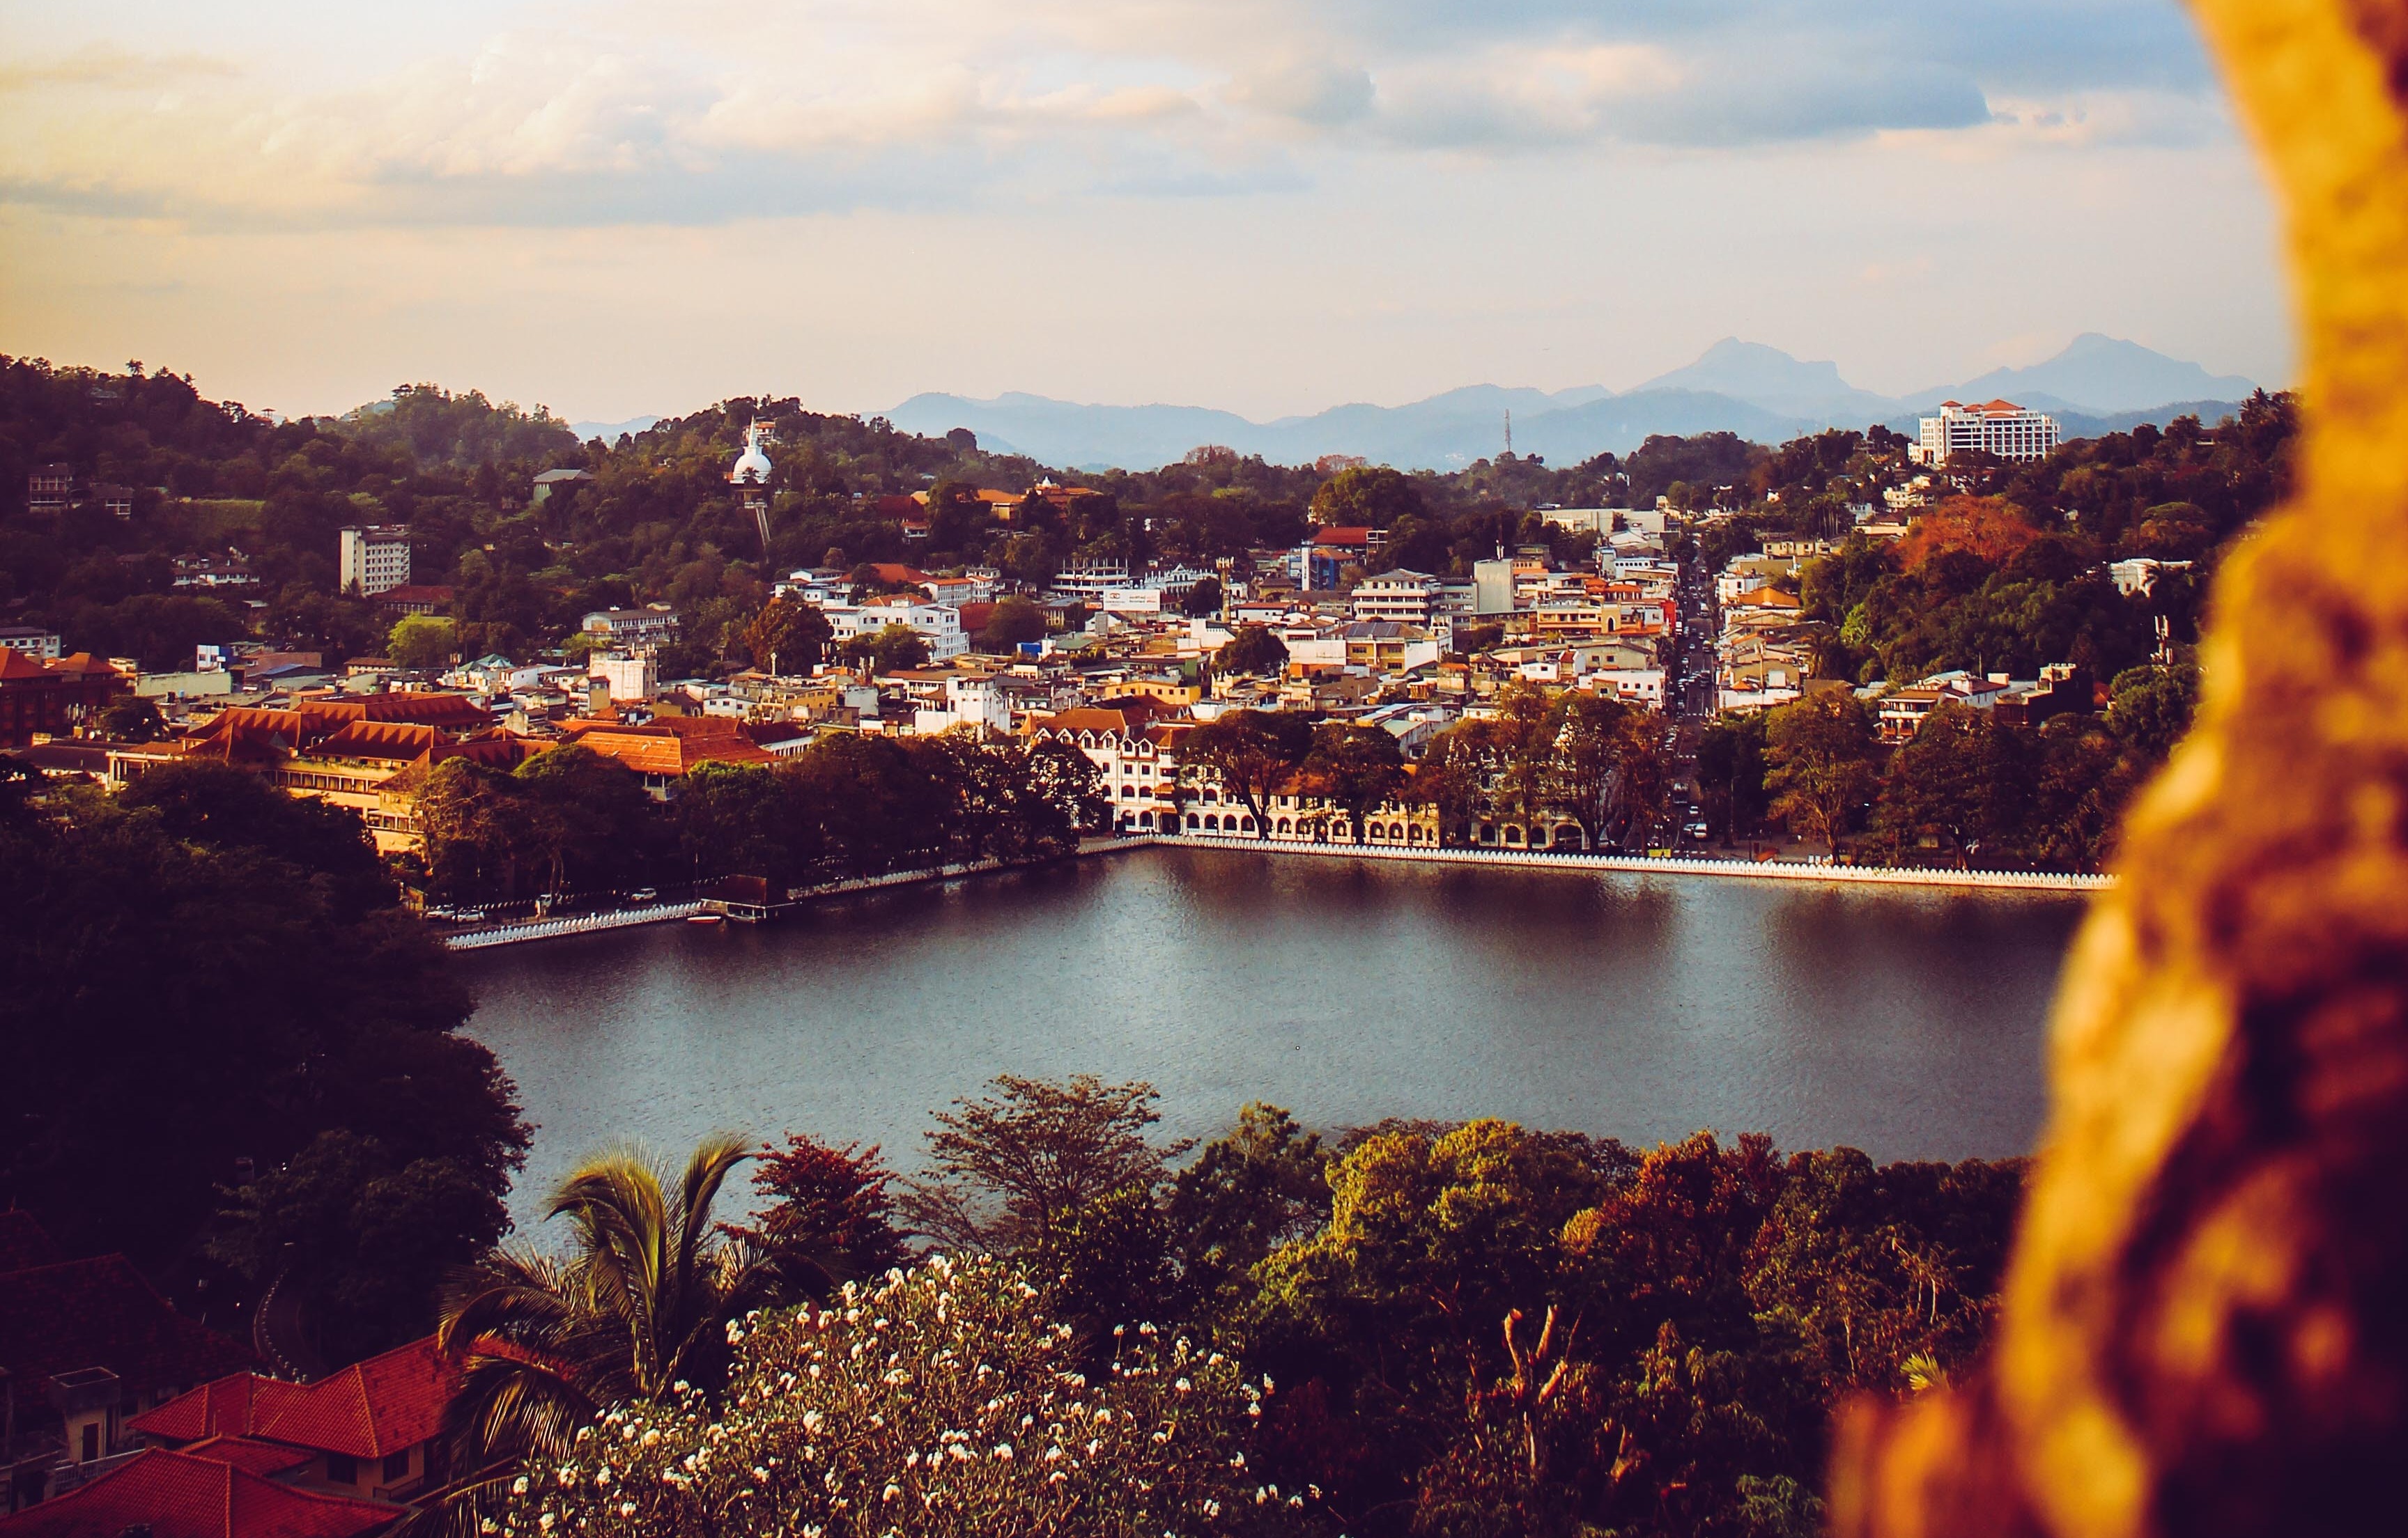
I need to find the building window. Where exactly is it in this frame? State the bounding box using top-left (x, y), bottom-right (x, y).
top-left (327, 1454), bottom-right (359, 1484)
top-left (82, 1423), bottom-right (99, 1461)
top-left (384, 1451), bottom-right (411, 1482)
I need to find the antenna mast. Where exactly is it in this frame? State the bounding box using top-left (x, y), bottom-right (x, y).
top-left (1504, 409), bottom-right (1513, 458)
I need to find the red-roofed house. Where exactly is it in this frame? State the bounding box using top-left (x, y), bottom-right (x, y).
top-left (557, 717), bottom-right (776, 794)
top-left (0, 649), bottom-right (128, 747)
top-left (130, 1337), bottom-right (456, 1505)
top-left (0, 1216), bottom-right (258, 1513)
top-left (0, 1447), bottom-right (397, 1538)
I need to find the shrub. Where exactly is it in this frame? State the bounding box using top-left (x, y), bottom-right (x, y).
top-left (488, 1255), bottom-right (1322, 1537)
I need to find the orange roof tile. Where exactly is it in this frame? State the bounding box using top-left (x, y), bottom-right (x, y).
top-left (130, 1337), bottom-right (454, 1461)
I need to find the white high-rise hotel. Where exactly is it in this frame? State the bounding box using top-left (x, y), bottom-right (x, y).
top-left (1913, 400), bottom-right (2062, 465)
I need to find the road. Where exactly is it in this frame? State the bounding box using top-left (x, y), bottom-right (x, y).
top-left (1619, 552), bottom-right (1719, 855)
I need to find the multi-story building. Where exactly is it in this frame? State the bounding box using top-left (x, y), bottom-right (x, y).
top-left (1027, 704), bottom-right (1189, 834)
top-left (0, 650), bottom-right (125, 746)
top-left (824, 596), bottom-right (966, 662)
top-left (338, 526), bottom-right (413, 596)
top-left (1350, 569), bottom-right (1439, 626)
top-left (1913, 400), bottom-right (2062, 465)
top-left (582, 607), bottom-right (681, 645)
top-left (26, 463), bottom-right (74, 516)
top-left (0, 627), bottom-right (61, 660)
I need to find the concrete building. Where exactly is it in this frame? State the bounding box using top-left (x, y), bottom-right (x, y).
top-left (0, 628), bottom-right (61, 660)
top-left (1913, 400), bottom-right (2062, 465)
top-left (582, 607), bottom-right (681, 645)
top-left (588, 652), bottom-right (658, 705)
top-left (824, 596), bottom-right (967, 662)
top-left (338, 526), bottom-right (412, 596)
top-left (1350, 569), bottom-right (1439, 626)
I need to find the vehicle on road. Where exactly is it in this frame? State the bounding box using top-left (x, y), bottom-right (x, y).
top-left (629, 887), bottom-right (659, 903)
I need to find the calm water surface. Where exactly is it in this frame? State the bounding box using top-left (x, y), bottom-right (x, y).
top-left (461, 848), bottom-right (2086, 1222)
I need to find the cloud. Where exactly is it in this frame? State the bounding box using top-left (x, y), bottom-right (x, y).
top-left (0, 0), bottom-right (2230, 226)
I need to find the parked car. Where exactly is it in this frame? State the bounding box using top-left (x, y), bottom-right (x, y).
top-left (456, 907), bottom-right (486, 924)
top-left (628, 887), bottom-right (659, 903)
top-left (424, 904), bottom-right (455, 921)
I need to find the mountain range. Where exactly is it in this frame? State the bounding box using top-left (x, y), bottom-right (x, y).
top-left (871, 334), bottom-right (2261, 472)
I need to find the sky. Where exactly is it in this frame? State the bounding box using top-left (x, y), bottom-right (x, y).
top-left (0, 1), bottom-right (2291, 425)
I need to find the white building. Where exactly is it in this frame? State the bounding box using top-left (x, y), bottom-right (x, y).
top-left (588, 652), bottom-right (658, 704)
top-left (339, 526), bottom-right (412, 596)
top-left (1913, 400), bottom-right (2062, 465)
top-left (1350, 569), bottom-right (1440, 626)
top-left (0, 627), bottom-right (61, 660)
top-left (1050, 562), bottom-right (1134, 603)
top-left (824, 596), bottom-right (967, 661)
top-left (582, 607), bottom-right (681, 644)
top-left (912, 674), bottom-right (1014, 736)
top-left (1472, 558), bottom-right (1517, 616)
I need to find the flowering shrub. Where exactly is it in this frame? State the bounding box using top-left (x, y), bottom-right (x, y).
top-left (486, 1255), bottom-right (1322, 1537)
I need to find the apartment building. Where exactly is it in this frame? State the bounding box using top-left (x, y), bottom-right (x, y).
top-left (338, 526), bottom-right (413, 596)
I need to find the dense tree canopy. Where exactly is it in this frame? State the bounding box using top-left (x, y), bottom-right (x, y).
top-left (0, 759), bottom-right (527, 1358)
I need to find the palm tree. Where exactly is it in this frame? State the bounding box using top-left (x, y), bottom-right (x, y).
top-left (435, 1133), bottom-right (778, 1468)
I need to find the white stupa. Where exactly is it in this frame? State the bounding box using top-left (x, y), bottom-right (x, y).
top-left (730, 419), bottom-right (773, 485)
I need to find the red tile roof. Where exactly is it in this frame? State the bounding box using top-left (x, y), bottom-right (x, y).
top-left (1312, 527), bottom-right (1374, 546)
top-left (0, 1255), bottom-right (256, 1399)
top-left (131, 1337), bottom-right (456, 1461)
top-left (179, 1436), bottom-right (315, 1479)
top-left (0, 1448), bottom-right (396, 1538)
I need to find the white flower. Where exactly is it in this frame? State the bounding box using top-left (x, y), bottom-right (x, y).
top-left (556, 1468), bottom-right (574, 1486)
top-left (1093, 1409), bottom-right (1111, 1424)
top-left (1203, 1500), bottom-right (1221, 1517)
top-left (642, 1429), bottom-right (661, 1446)
top-left (992, 1445), bottom-right (1012, 1461)
top-left (1208, 1353), bottom-right (1224, 1366)
top-left (1175, 1378), bottom-right (1191, 1394)
top-left (594, 1467), bottom-right (611, 1487)
top-left (883, 1484), bottom-right (902, 1503)
top-left (511, 1477), bottom-right (529, 1496)
top-left (1045, 1446), bottom-right (1064, 1461)
top-left (619, 1503), bottom-right (637, 1518)
top-left (537, 1516), bottom-right (555, 1533)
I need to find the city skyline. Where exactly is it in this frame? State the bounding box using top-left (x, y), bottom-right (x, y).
top-left (1, 1), bottom-right (2289, 424)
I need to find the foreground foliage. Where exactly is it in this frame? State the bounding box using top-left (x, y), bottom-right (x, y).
top-left (486, 1256), bottom-right (1318, 1538)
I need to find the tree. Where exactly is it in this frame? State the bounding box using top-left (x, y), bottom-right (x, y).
top-left (2106, 660), bottom-right (2200, 761)
top-left (484, 1255), bottom-right (1314, 1538)
top-left (1181, 709), bottom-right (1314, 839)
top-left (1413, 720), bottom-right (1502, 846)
top-left (208, 1128), bottom-right (508, 1370)
top-left (1763, 691), bottom-right (1883, 855)
top-left (98, 696), bottom-right (164, 741)
top-left (1548, 692), bottom-right (1661, 850)
top-left (1304, 722), bottom-right (1404, 845)
top-left (737, 597), bottom-right (833, 676)
top-left (1166, 1103), bottom-right (1328, 1315)
top-left (978, 594), bottom-right (1049, 651)
top-left (0, 764), bottom-right (525, 1294)
top-left (1309, 465), bottom-right (1426, 529)
top-left (438, 1134), bottom-right (779, 1469)
top-left (1214, 623), bottom-right (1289, 677)
top-left (388, 613), bottom-right (458, 669)
top-left (721, 1135), bottom-right (909, 1291)
top-left (899, 1074), bottom-right (1187, 1256)
top-left (1698, 712), bottom-right (1772, 846)
top-left (1182, 575), bottom-right (1225, 617)
top-left (840, 621), bottom-right (930, 674)
top-left (1873, 702), bottom-right (2032, 867)
top-left (514, 744), bottom-right (660, 896)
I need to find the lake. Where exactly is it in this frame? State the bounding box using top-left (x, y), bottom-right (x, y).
top-left (460, 846), bottom-right (2087, 1223)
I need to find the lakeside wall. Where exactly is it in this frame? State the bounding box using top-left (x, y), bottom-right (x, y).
top-left (1150, 832), bottom-right (2113, 894)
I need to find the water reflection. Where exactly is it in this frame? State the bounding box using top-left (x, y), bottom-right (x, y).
top-left (461, 848), bottom-right (2085, 1222)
